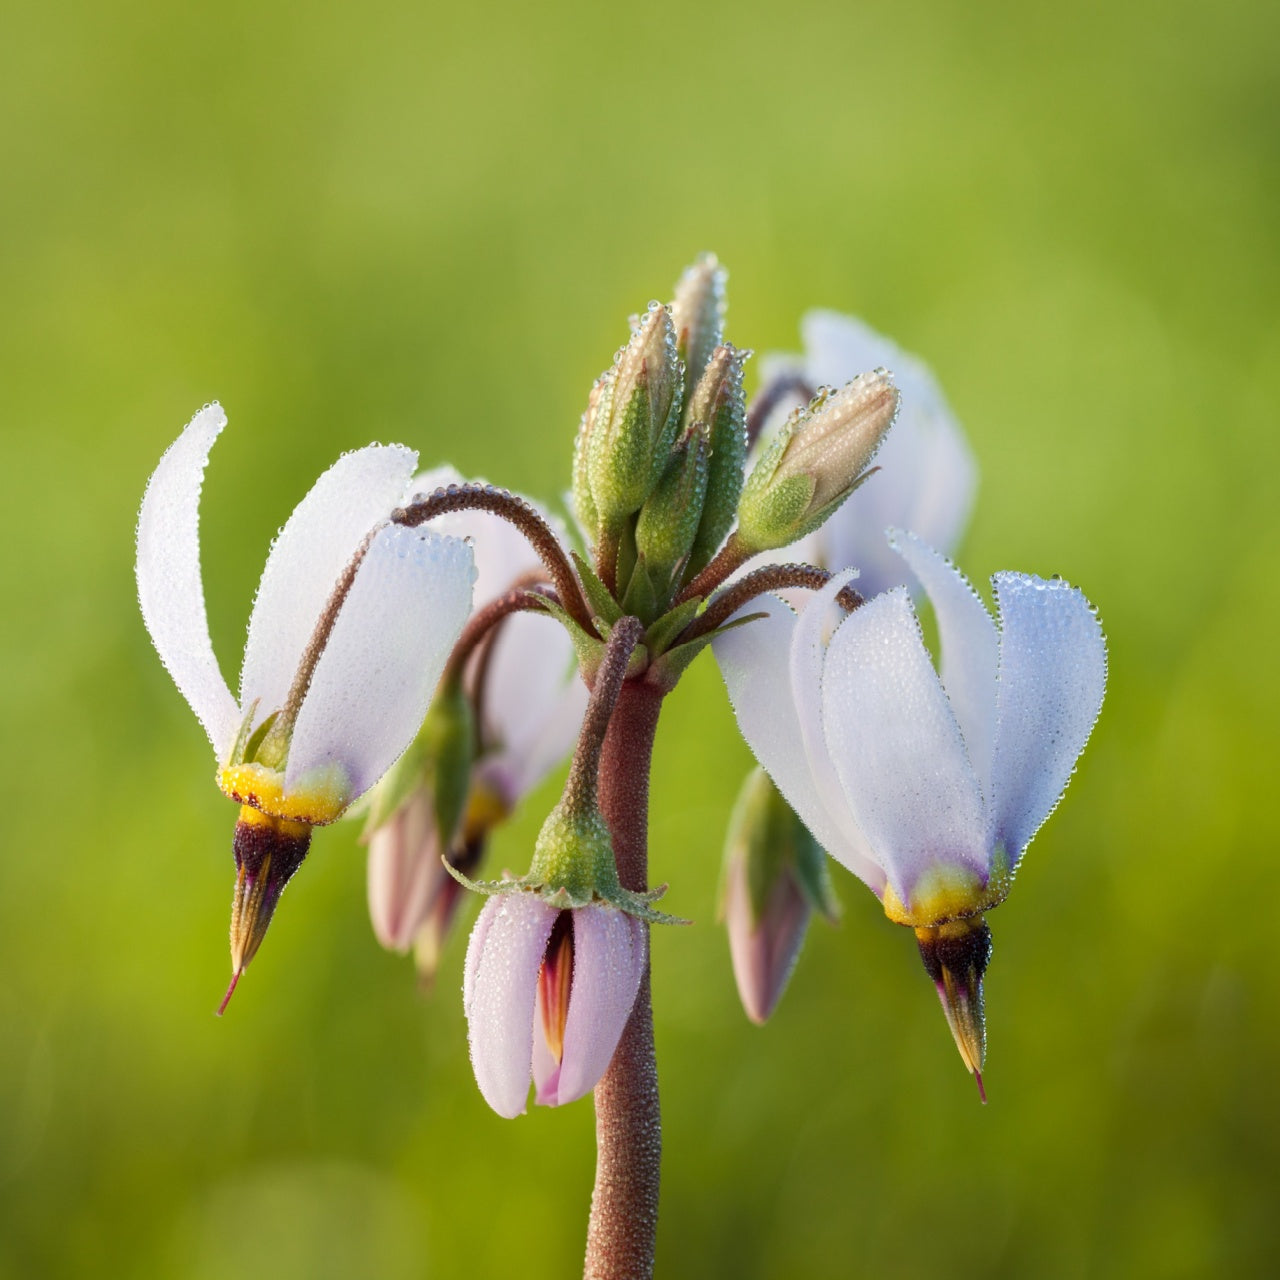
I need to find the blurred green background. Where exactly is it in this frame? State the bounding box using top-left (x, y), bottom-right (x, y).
top-left (2, 0), bottom-right (1277, 1276)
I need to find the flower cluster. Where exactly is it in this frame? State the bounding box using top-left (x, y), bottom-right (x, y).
top-left (135, 258), bottom-right (1106, 1148)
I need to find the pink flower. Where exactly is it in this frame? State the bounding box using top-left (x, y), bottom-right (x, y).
top-left (463, 894), bottom-right (647, 1118)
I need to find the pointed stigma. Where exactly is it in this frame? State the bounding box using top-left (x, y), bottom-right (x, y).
top-left (974, 1069), bottom-right (988, 1105)
top-left (216, 967), bottom-right (242, 1017)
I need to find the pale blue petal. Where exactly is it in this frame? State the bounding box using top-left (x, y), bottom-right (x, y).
top-left (241, 444), bottom-right (419, 718)
top-left (822, 589), bottom-right (988, 903)
top-left (891, 530), bottom-right (999, 801)
top-left (285, 523), bottom-right (474, 804)
top-left (989, 573), bottom-right (1107, 864)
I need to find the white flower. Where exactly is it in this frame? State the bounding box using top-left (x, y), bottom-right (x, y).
top-left (365, 467), bottom-right (587, 957)
top-left (759, 311), bottom-right (976, 596)
top-left (464, 894), bottom-right (646, 1118)
top-left (136, 403), bottom-right (476, 986)
top-left (714, 530), bottom-right (1106, 1081)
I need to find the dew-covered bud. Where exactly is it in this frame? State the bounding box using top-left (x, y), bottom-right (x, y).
top-left (685, 344), bottom-right (748, 577)
top-left (735, 370), bottom-right (898, 554)
top-left (571, 371), bottom-right (609, 541)
top-left (671, 254), bottom-right (727, 404)
top-left (634, 422), bottom-right (710, 600)
top-left (720, 767), bottom-right (838, 1023)
top-left (587, 303), bottom-right (684, 532)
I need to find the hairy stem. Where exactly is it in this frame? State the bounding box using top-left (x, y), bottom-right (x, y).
top-left (442, 582), bottom-right (559, 686)
top-left (585, 680), bottom-right (664, 1280)
top-left (394, 483), bottom-right (595, 634)
top-left (678, 562), bottom-right (864, 646)
top-left (674, 531), bottom-right (752, 606)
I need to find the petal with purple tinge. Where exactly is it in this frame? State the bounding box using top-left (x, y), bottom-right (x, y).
top-left (464, 895), bottom-right (558, 1118)
top-left (822, 589), bottom-right (987, 903)
top-left (286, 523), bottom-right (475, 804)
top-left (241, 444), bottom-right (419, 718)
top-left (135, 403), bottom-right (241, 757)
top-left (366, 789), bottom-right (442, 952)
top-left (989, 573), bottom-right (1107, 864)
top-left (549, 906), bottom-right (647, 1106)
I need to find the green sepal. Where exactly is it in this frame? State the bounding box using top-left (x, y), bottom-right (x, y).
top-left (642, 596), bottom-right (702, 658)
top-left (445, 862), bottom-right (689, 925)
top-left (634, 422), bottom-right (710, 603)
top-left (736, 473), bottom-right (816, 554)
top-left (572, 551), bottom-right (622, 627)
top-left (619, 555), bottom-right (661, 621)
top-left (533, 593), bottom-right (608, 679)
top-left (646, 609), bottom-right (766, 692)
top-left (362, 677), bottom-right (474, 848)
top-left (226, 699), bottom-right (261, 767)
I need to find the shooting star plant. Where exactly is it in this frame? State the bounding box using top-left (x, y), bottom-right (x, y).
top-left (136, 256), bottom-right (1107, 1280)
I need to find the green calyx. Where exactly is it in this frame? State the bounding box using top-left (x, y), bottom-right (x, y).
top-left (724, 767), bottom-right (840, 927)
top-left (446, 798), bottom-right (685, 924)
top-left (685, 344), bottom-right (748, 578)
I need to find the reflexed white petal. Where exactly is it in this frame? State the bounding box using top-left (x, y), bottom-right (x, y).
top-left (891, 530), bottom-right (999, 799)
top-left (552, 906), bottom-right (646, 1106)
top-left (823, 589), bottom-right (988, 902)
top-left (135, 403), bottom-right (240, 756)
top-left (788, 572), bottom-right (884, 890)
top-left (241, 444), bottom-right (418, 717)
top-left (714, 595), bottom-right (864, 881)
top-left (989, 573), bottom-right (1107, 864)
top-left (286, 523), bottom-right (475, 803)
top-left (463, 895), bottom-right (557, 1118)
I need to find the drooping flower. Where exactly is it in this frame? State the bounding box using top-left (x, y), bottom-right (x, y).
top-left (363, 467), bottom-right (586, 971)
top-left (714, 529), bottom-right (1106, 1086)
top-left (756, 311), bottom-right (977, 596)
top-left (464, 893), bottom-right (647, 1117)
top-left (135, 403), bottom-right (476, 1001)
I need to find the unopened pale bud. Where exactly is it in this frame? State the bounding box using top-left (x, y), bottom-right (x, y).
top-left (634, 422), bottom-right (710, 597)
top-left (735, 369), bottom-right (898, 553)
top-left (720, 767), bottom-right (838, 1023)
top-left (586, 303), bottom-right (684, 530)
top-left (670, 254), bottom-right (727, 405)
top-left (685, 344), bottom-right (748, 577)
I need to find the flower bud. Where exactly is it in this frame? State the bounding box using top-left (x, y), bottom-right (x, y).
top-left (685, 344), bottom-right (748, 577)
top-left (670, 253), bottom-right (727, 404)
top-left (634, 422), bottom-right (710, 600)
top-left (587, 303), bottom-right (684, 532)
top-left (365, 675), bottom-right (475, 854)
top-left (720, 767), bottom-right (838, 1023)
top-left (735, 370), bottom-right (898, 554)
top-left (571, 371), bottom-right (608, 541)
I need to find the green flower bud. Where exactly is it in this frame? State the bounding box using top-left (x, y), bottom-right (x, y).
top-left (671, 253), bottom-right (727, 405)
top-left (735, 369), bottom-right (898, 554)
top-left (571, 371), bottom-right (608, 541)
top-left (634, 422), bottom-right (710, 601)
top-left (587, 303), bottom-right (684, 532)
top-left (685, 344), bottom-right (748, 578)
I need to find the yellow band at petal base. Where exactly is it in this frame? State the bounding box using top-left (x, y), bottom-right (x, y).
top-left (218, 761), bottom-right (350, 827)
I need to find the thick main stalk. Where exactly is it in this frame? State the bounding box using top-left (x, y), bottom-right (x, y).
top-left (585, 681), bottom-right (664, 1279)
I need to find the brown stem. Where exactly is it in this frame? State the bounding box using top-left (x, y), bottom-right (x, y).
top-left (678, 562), bottom-right (865, 646)
top-left (442, 582), bottom-right (559, 686)
top-left (568, 617), bottom-right (643, 811)
top-left (394, 484), bottom-right (595, 634)
top-left (674, 531), bottom-right (752, 605)
top-left (585, 680), bottom-right (664, 1280)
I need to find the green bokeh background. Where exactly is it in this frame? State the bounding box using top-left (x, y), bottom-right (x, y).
top-left (3, 1), bottom-right (1277, 1276)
